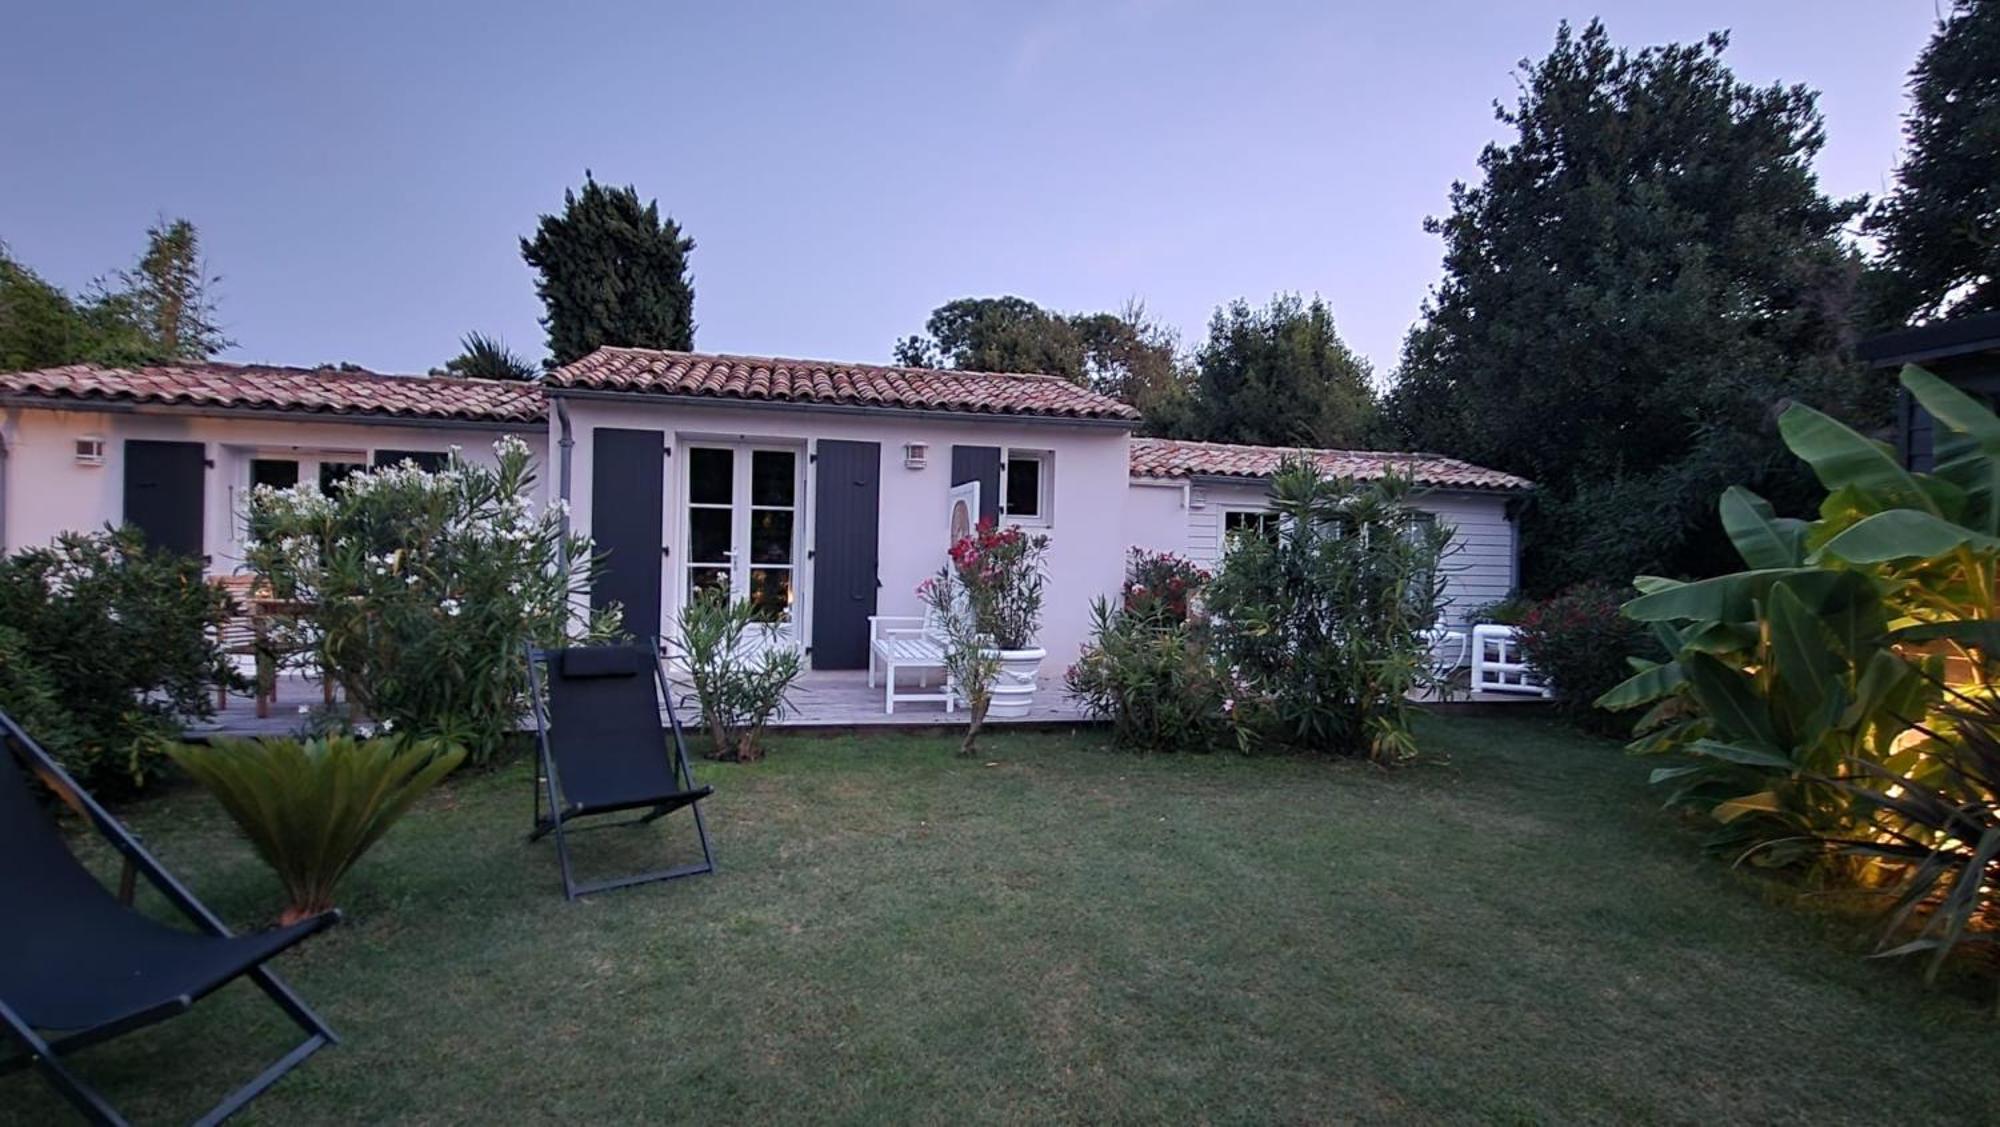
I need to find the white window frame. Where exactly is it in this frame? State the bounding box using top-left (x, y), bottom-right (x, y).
top-left (1221, 506), bottom-right (1279, 543)
top-left (1002, 450), bottom-right (1053, 527)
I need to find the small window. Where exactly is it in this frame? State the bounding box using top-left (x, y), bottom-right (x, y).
top-left (251, 458), bottom-right (300, 491)
top-left (1004, 452), bottom-right (1050, 525)
top-left (1224, 509), bottom-right (1280, 542)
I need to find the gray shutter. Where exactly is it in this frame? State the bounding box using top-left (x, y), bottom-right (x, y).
top-left (950, 445), bottom-right (1002, 526)
top-left (123, 440), bottom-right (206, 560)
top-left (590, 428), bottom-right (666, 639)
top-left (810, 440), bottom-right (881, 669)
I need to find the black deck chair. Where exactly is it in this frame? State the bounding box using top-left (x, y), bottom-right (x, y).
top-left (0, 709), bottom-right (339, 1126)
top-left (524, 641), bottom-right (716, 899)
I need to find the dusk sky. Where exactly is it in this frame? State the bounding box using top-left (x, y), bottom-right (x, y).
top-left (0, 2), bottom-right (1941, 381)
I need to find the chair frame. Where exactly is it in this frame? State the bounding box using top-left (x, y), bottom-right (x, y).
top-left (0, 710), bottom-right (339, 1127)
top-left (523, 640), bottom-right (717, 900)
top-left (866, 613), bottom-right (957, 715)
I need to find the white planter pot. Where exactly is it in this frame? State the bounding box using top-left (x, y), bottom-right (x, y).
top-left (981, 646), bottom-right (1045, 719)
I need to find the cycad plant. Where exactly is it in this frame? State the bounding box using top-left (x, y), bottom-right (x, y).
top-left (169, 735), bottom-right (463, 923)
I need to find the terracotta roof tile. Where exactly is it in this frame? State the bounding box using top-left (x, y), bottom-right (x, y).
top-left (549, 347), bottom-right (1141, 422)
top-left (0, 362), bottom-right (546, 425)
top-left (1129, 436), bottom-right (1532, 492)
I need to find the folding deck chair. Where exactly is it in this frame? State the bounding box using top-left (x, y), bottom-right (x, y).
top-left (0, 709), bottom-right (339, 1127)
top-left (524, 642), bottom-right (717, 899)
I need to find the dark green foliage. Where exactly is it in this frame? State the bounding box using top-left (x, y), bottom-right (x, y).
top-left (0, 240), bottom-right (194, 370)
top-left (1190, 294), bottom-right (1376, 448)
top-left (1382, 20), bottom-right (1881, 592)
top-left (894, 296), bottom-right (1196, 435)
top-left (1065, 598), bottom-right (1236, 754)
top-left (1118, 548), bottom-right (1208, 627)
top-left (1514, 582), bottom-right (1651, 734)
top-left (521, 173), bottom-right (695, 365)
top-left (1863, 0), bottom-right (2000, 325)
top-left (0, 528), bottom-right (239, 791)
top-left (1206, 464), bottom-right (1451, 763)
top-left (439, 331), bottom-right (538, 381)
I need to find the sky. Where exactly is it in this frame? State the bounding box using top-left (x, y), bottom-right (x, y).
top-left (0, 1), bottom-right (1944, 382)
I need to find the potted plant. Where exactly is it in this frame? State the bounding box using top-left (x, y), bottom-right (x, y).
top-left (946, 520), bottom-right (1051, 719)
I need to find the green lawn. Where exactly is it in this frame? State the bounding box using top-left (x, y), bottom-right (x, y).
top-left (7, 716), bottom-right (1996, 1125)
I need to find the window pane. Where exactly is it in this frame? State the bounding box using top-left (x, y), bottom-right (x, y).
top-left (689, 508), bottom-right (732, 563)
top-left (750, 510), bottom-right (794, 564)
top-left (1006, 457), bottom-right (1041, 518)
top-left (689, 567), bottom-right (731, 600)
top-left (689, 447), bottom-right (733, 505)
top-left (251, 459), bottom-right (299, 490)
top-left (751, 450), bottom-right (795, 507)
top-left (318, 461), bottom-right (365, 494)
top-left (1225, 511), bottom-right (1278, 542)
top-left (748, 568), bottom-right (792, 622)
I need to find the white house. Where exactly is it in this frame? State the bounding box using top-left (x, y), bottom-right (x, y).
top-left (0, 350), bottom-right (1530, 674)
top-left (0, 363), bottom-right (546, 574)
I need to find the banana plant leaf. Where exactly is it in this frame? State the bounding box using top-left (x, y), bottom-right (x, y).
top-left (1681, 654), bottom-right (1782, 752)
top-left (1766, 582), bottom-right (1846, 745)
top-left (1817, 509), bottom-right (2000, 564)
top-left (1720, 486), bottom-right (1807, 569)
top-left (1596, 659), bottom-right (1684, 711)
top-left (1622, 568), bottom-right (1817, 623)
top-left (1778, 401), bottom-right (1938, 515)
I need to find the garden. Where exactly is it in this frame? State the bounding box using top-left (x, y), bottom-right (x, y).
top-left (5, 376), bottom-right (2000, 1123)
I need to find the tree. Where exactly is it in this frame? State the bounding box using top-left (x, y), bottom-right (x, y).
top-left (109, 217), bottom-right (232, 360)
top-left (1381, 21), bottom-right (1878, 591)
top-left (893, 296), bottom-right (1085, 380)
top-left (0, 240), bottom-right (177, 371)
top-left (521, 173), bottom-right (696, 366)
top-left (437, 332), bottom-right (538, 381)
top-left (1190, 294), bottom-right (1376, 448)
top-left (1863, 0), bottom-right (2000, 326)
top-left (893, 296), bottom-right (1198, 435)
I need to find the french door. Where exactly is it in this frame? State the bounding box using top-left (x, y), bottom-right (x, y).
top-left (684, 444), bottom-right (802, 637)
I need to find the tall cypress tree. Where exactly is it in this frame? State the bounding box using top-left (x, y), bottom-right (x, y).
top-left (1864, 0), bottom-right (2000, 325)
top-left (520, 174), bottom-right (696, 366)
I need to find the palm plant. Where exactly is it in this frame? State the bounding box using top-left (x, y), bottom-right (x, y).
top-left (169, 735), bottom-right (463, 923)
top-left (442, 331), bottom-right (539, 381)
top-left (1822, 683), bottom-right (2000, 1011)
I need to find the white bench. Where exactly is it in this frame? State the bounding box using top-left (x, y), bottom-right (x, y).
top-left (1470, 624), bottom-right (1552, 697)
top-left (867, 615), bottom-right (957, 714)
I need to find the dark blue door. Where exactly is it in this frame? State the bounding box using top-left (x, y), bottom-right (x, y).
top-left (123, 440), bottom-right (206, 560)
top-left (810, 440), bottom-right (880, 669)
top-left (591, 428), bottom-right (665, 640)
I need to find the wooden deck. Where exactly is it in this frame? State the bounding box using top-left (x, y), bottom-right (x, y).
top-left (190, 668), bottom-right (1097, 741)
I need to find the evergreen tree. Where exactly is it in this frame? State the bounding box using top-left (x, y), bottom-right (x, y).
top-left (1191, 294), bottom-right (1376, 449)
top-left (1864, 0), bottom-right (2000, 325)
top-left (1382, 21), bottom-right (1877, 590)
top-left (520, 173), bottom-right (696, 366)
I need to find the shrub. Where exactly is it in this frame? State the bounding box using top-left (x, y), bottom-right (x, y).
top-left (169, 734), bottom-right (463, 923)
top-left (247, 437), bottom-right (612, 764)
top-left (1206, 462), bottom-right (1452, 764)
top-left (0, 528), bottom-right (239, 792)
top-left (948, 520), bottom-right (1050, 650)
top-left (1066, 598), bottom-right (1239, 754)
top-left (1120, 548), bottom-right (1209, 627)
top-left (1515, 583), bottom-right (1651, 734)
top-left (675, 589), bottom-right (802, 762)
top-left (920, 568), bottom-right (1003, 756)
top-left (1464, 594), bottom-right (1533, 625)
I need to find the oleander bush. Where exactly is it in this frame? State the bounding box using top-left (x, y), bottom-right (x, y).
top-left (0, 527), bottom-right (239, 792)
top-left (247, 437), bottom-right (614, 765)
top-left (1206, 462), bottom-right (1452, 764)
top-left (675, 589), bottom-right (802, 762)
top-left (1515, 582), bottom-right (1651, 734)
